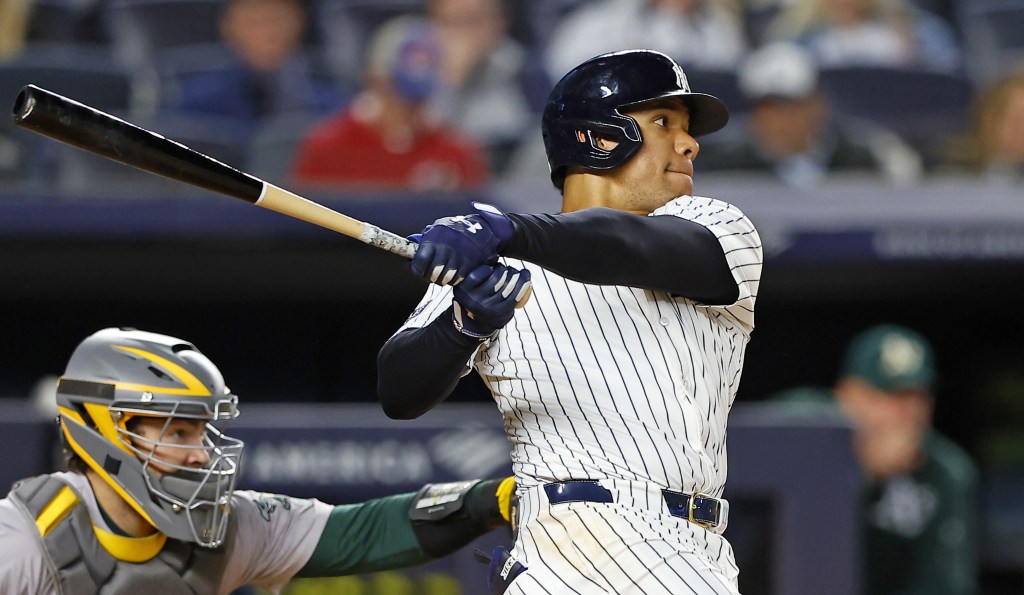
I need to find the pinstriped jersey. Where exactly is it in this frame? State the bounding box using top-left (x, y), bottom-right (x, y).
top-left (400, 196), bottom-right (762, 496)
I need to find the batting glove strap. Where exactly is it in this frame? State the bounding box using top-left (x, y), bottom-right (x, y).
top-left (471, 202), bottom-right (515, 251)
top-left (451, 264), bottom-right (531, 340)
top-left (478, 546), bottom-right (527, 594)
top-left (453, 302), bottom-right (499, 340)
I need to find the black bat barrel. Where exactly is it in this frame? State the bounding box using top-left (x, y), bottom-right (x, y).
top-left (11, 84), bottom-right (264, 203)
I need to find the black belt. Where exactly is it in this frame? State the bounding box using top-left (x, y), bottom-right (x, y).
top-left (543, 480), bottom-right (729, 530)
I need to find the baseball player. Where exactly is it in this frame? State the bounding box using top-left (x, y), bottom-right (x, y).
top-left (377, 49), bottom-right (762, 594)
top-left (0, 327), bottom-right (516, 595)
top-left (774, 324), bottom-right (979, 595)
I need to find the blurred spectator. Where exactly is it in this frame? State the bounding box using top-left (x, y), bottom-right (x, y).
top-left (911, 0), bottom-right (959, 32)
top-left (773, 324), bottom-right (979, 595)
top-left (0, 0), bottom-right (31, 58)
top-left (426, 0), bottom-right (539, 176)
top-left (170, 0), bottom-right (346, 127)
top-left (699, 42), bottom-right (922, 187)
top-left (544, 0), bottom-right (748, 80)
top-left (965, 71), bottom-right (1024, 184)
top-left (765, 0), bottom-right (962, 73)
top-left (291, 16), bottom-right (489, 192)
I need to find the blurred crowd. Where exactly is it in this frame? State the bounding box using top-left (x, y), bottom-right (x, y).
top-left (1, 0), bottom-right (1023, 195)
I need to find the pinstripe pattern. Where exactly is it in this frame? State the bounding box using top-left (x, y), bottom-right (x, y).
top-left (400, 196), bottom-right (761, 593)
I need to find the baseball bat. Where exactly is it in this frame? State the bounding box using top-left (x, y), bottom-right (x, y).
top-left (11, 84), bottom-right (415, 258)
top-left (11, 84), bottom-right (530, 305)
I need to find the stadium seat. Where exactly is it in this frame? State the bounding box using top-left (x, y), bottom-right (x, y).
top-left (521, 0), bottom-right (589, 49)
top-left (741, 3), bottom-right (785, 47)
top-left (148, 43), bottom-right (238, 110)
top-left (958, 0), bottom-right (1024, 84)
top-left (25, 0), bottom-right (112, 46)
top-left (312, 0), bottom-right (424, 85)
top-left (683, 68), bottom-right (747, 115)
top-left (245, 112), bottom-right (323, 184)
top-left (0, 44), bottom-right (133, 113)
top-left (817, 65), bottom-right (975, 163)
top-left (105, 0), bottom-right (225, 73)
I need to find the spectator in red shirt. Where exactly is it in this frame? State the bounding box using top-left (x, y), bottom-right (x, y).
top-left (291, 15), bottom-right (489, 192)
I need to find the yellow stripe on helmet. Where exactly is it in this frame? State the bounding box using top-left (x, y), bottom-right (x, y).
top-left (57, 408), bottom-right (159, 529)
top-left (111, 346), bottom-right (212, 396)
top-left (81, 402), bottom-right (134, 455)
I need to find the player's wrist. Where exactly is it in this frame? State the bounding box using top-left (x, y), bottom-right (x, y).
top-left (452, 302), bottom-right (499, 340)
top-left (471, 202), bottom-right (515, 252)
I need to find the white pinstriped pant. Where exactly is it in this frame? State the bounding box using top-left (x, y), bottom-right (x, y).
top-left (503, 482), bottom-right (741, 595)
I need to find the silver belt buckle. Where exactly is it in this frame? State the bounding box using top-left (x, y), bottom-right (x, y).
top-left (716, 497), bottom-right (730, 530)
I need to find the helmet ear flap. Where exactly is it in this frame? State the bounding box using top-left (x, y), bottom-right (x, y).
top-left (546, 117), bottom-right (643, 189)
top-left (579, 117), bottom-right (643, 153)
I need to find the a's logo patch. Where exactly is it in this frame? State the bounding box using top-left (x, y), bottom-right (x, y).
top-left (254, 493), bottom-right (292, 521)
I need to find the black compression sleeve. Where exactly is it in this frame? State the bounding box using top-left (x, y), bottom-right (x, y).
top-left (377, 307), bottom-right (482, 419)
top-left (505, 209), bottom-right (738, 304)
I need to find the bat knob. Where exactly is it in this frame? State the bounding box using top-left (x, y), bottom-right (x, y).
top-left (11, 85), bottom-right (40, 124)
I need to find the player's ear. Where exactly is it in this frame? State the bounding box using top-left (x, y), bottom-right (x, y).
top-left (594, 134), bottom-right (619, 151)
top-left (575, 129), bottom-right (619, 152)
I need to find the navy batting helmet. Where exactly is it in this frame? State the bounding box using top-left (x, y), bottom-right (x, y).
top-left (542, 49), bottom-right (730, 191)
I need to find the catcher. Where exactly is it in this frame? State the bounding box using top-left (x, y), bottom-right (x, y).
top-left (0, 327), bottom-right (514, 594)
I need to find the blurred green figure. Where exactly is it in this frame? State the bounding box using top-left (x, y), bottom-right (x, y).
top-left (775, 324), bottom-right (979, 595)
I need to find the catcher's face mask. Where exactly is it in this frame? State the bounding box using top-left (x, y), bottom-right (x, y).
top-left (56, 328), bottom-right (245, 548)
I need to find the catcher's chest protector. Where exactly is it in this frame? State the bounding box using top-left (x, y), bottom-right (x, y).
top-left (10, 474), bottom-right (230, 595)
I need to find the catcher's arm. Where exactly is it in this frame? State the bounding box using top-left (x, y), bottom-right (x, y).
top-left (296, 477), bottom-right (515, 577)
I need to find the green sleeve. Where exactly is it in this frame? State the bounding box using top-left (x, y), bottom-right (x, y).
top-left (295, 492), bottom-right (429, 577)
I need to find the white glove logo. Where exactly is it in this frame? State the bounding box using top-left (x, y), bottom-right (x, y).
top-left (452, 215), bottom-right (482, 234)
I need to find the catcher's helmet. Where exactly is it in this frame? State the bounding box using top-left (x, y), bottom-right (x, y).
top-left (56, 328), bottom-right (244, 548)
top-left (542, 49), bottom-right (730, 190)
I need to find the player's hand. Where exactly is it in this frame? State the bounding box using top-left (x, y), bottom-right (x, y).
top-left (408, 202), bottom-right (515, 286)
top-left (452, 264), bottom-right (531, 339)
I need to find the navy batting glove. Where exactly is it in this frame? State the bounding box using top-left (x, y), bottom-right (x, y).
top-left (408, 203), bottom-right (515, 286)
top-left (452, 264), bottom-right (532, 339)
top-left (485, 546), bottom-right (526, 594)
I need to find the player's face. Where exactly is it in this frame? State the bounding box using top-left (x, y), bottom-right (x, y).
top-left (129, 417), bottom-right (212, 475)
top-left (221, 0), bottom-right (305, 71)
top-left (835, 377), bottom-right (932, 478)
top-left (602, 99), bottom-right (700, 214)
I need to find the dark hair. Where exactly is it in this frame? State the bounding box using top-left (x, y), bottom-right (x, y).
top-left (62, 440), bottom-right (89, 474)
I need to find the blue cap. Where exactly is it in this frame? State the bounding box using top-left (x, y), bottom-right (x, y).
top-left (390, 30), bottom-right (438, 102)
top-left (367, 16), bottom-right (439, 103)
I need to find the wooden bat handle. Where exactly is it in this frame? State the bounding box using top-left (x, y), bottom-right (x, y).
top-left (257, 184), bottom-right (416, 258)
